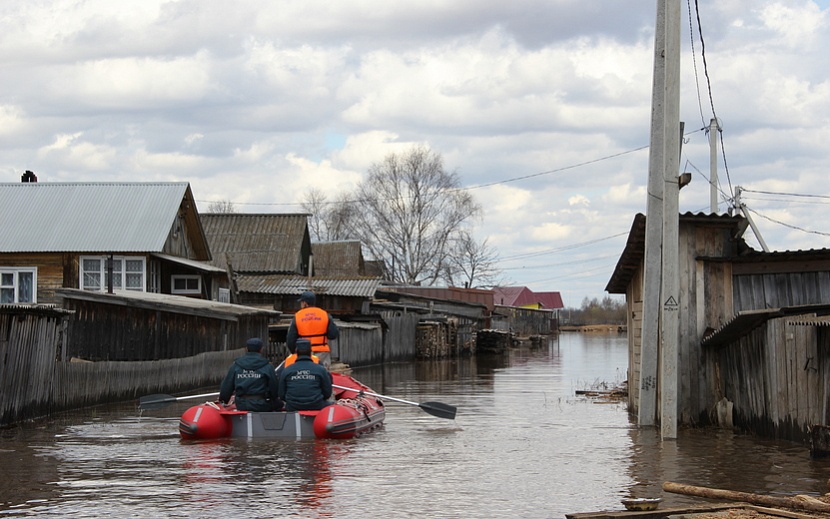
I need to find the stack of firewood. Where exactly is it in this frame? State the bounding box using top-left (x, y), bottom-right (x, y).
top-left (416, 321), bottom-right (449, 358)
top-left (476, 329), bottom-right (512, 355)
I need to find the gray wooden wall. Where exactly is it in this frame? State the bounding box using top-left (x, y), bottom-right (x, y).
top-left (713, 316), bottom-right (829, 442)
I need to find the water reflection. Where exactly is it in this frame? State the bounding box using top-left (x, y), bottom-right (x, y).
top-left (2, 333), bottom-right (830, 518)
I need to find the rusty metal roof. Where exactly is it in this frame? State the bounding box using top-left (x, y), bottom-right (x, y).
top-left (201, 213), bottom-right (309, 273)
top-left (235, 274), bottom-right (381, 298)
top-left (0, 182), bottom-right (202, 253)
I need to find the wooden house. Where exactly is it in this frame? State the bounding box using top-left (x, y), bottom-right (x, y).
top-left (0, 181), bottom-right (227, 305)
top-left (492, 285), bottom-right (563, 334)
top-left (200, 214), bottom-right (384, 365)
top-left (312, 240), bottom-right (368, 277)
top-left (606, 212), bottom-right (830, 442)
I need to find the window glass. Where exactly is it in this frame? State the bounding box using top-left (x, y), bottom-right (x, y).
top-left (172, 275), bottom-right (200, 294)
top-left (0, 268), bottom-right (37, 304)
top-left (18, 272), bottom-right (33, 303)
top-left (81, 256), bottom-right (145, 292)
top-left (82, 259), bottom-right (101, 290)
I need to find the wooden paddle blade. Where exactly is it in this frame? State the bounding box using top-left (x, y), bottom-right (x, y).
top-left (419, 401), bottom-right (457, 420)
top-left (138, 394), bottom-right (176, 410)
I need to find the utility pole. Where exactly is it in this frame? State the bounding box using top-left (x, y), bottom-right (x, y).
top-left (639, 0), bottom-right (668, 428)
top-left (642, 0), bottom-right (681, 440)
top-left (659, 0), bottom-right (681, 441)
top-left (709, 118), bottom-right (720, 213)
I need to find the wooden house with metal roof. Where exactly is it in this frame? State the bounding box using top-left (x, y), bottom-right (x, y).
top-left (0, 180), bottom-right (226, 305)
top-left (201, 214), bottom-right (381, 313)
top-left (606, 211), bottom-right (830, 443)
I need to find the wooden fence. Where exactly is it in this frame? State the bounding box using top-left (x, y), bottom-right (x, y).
top-left (2, 298), bottom-right (271, 427)
top-left (712, 314), bottom-right (830, 442)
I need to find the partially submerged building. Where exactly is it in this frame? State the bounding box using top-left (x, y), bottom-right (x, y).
top-left (607, 212), bottom-right (830, 443)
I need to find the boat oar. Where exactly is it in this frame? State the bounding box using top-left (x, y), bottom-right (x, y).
top-left (139, 392), bottom-right (220, 410)
top-left (332, 384), bottom-right (457, 420)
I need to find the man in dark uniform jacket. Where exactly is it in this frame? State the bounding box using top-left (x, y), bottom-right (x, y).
top-left (278, 339), bottom-right (333, 411)
top-left (220, 338), bottom-right (283, 412)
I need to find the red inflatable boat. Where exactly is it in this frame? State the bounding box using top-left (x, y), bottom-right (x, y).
top-left (178, 372), bottom-right (385, 440)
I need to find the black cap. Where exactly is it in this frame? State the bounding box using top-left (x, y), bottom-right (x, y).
top-left (297, 291), bottom-right (315, 305)
top-left (295, 338), bottom-right (312, 355)
top-left (246, 338), bottom-right (264, 351)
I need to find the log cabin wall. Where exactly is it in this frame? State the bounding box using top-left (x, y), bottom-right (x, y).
top-left (0, 252), bottom-right (74, 305)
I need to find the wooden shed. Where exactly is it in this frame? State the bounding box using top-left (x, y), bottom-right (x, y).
top-left (607, 211), bottom-right (830, 442)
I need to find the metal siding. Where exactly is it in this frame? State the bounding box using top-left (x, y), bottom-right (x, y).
top-left (0, 182), bottom-right (189, 252)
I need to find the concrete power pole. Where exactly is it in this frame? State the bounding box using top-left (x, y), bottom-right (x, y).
top-left (641, 0), bottom-right (681, 440)
top-left (709, 118), bottom-right (720, 213)
top-left (639, 0), bottom-right (667, 428)
top-left (659, 0), bottom-right (681, 441)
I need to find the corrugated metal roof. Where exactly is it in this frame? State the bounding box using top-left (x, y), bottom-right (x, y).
top-left (787, 315), bottom-right (830, 326)
top-left (701, 303), bottom-right (830, 347)
top-left (0, 182), bottom-right (190, 252)
top-left (235, 274), bottom-right (381, 298)
top-left (201, 214), bottom-right (308, 273)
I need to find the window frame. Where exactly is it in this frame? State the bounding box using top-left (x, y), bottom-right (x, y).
top-left (79, 255), bottom-right (146, 293)
top-left (171, 275), bottom-right (202, 295)
top-left (0, 267), bottom-right (38, 304)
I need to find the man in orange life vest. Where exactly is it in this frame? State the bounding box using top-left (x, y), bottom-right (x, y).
top-left (286, 291), bottom-right (339, 369)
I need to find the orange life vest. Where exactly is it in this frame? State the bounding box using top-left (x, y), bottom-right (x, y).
top-left (295, 307), bottom-right (331, 352)
top-left (284, 353), bottom-right (320, 367)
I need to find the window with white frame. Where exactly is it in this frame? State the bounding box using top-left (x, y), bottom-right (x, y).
top-left (0, 267), bottom-right (37, 304)
top-left (171, 275), bottom-right (201, 295)
top-left (80, 256), bottom-right (146, 292)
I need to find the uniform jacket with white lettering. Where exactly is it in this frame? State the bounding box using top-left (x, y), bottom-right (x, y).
top-left (277, 355), bottom-right (333, 411)
top-left (219, 352), bottom-right (280, 404)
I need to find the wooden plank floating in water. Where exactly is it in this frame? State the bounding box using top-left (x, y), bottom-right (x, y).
top-left (662, 481), bottom-right (830, 513)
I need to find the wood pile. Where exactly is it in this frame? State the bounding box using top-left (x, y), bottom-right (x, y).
top-left (416, 321), bottom-right (450, 358)
top-left (476, 329), bottom-right (512, 355)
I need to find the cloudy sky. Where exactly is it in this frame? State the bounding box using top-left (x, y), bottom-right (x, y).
top-left (2, 1), bottom-right (829, 307)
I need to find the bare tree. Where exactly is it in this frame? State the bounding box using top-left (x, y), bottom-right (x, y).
top-left (442, 232), bottom-right (504, 288)
top-left (346, 146), bottom-right (481, 285)
top-left (207, 199), bottom-right (236, 213)
top-left (301, 188), bottom-right (328, 241)
top-left (301, 188), bottom-right (356, 242)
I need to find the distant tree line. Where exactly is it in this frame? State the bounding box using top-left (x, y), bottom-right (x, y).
top-left (563, 296), bottom-right (626, 325)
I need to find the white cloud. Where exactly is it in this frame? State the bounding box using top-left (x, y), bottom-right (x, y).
top-left (2, 0), bottom-right (830, 300)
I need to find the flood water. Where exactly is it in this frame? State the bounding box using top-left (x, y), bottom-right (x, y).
top-left (2, 332), bottom-right (830, 518)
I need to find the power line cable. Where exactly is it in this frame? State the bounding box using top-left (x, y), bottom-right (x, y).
top-left (743, 205), bottom-right (830, 238)
top-left (499, 232), bottom-right (628, 262)
top-left (693, 0), bottom-right (733, 201)
top-left (740, 188), bottom-right (830, 200)
top-left (686, 0), bottom-right (707, 129)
